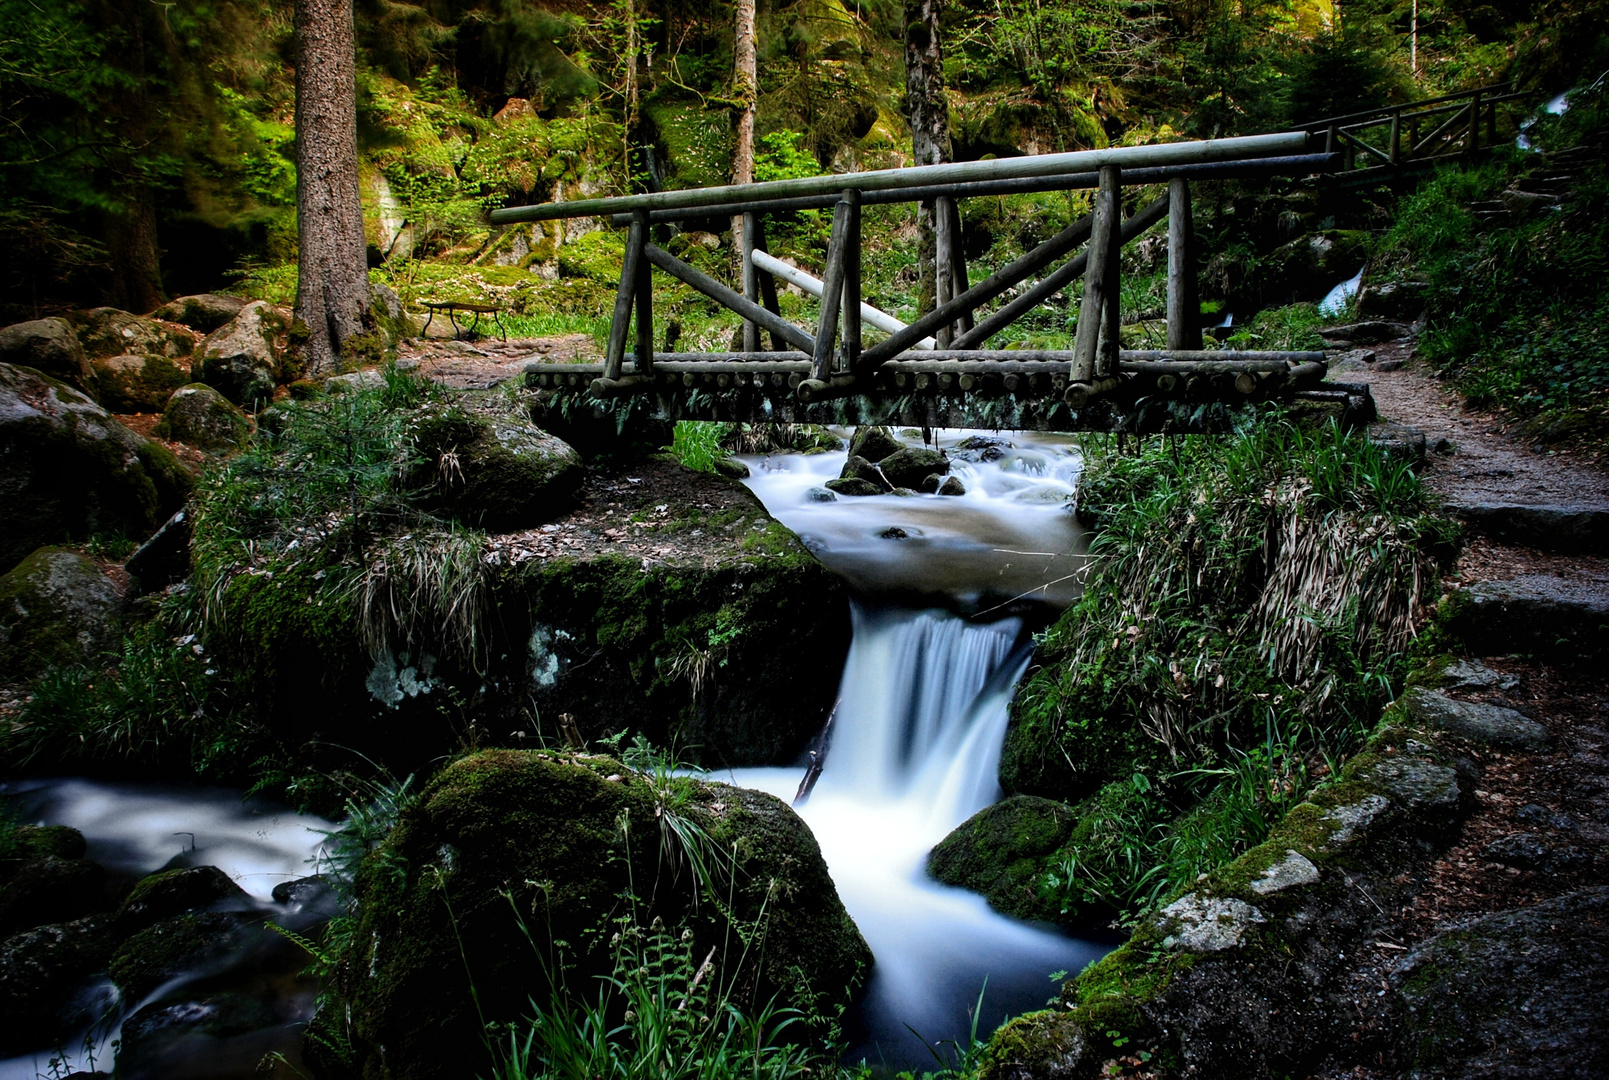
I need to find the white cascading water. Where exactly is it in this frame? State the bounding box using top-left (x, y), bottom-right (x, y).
top-left (716, 431), bottom-right (1110, 1065)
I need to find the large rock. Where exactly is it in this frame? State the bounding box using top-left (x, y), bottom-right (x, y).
top-left (0, 363), bottom-right (191, 574)
top-left (0, 915), bottom-right (116, 1056)
top-left (108, 911), bottom-right (245, 1002)
top-left (848, 425), bottom-right (903, 463)
top-left (405, 398), bottom-right (583, 530)
top-left (1356, 280), bottom-right (1428, 321)
top-left (879, 446), bottom-right (950, 490)
top-left (1400, 687), bottom-right (1552, 750)
top-left (154, 383), bottom-right (249, 450)
top-left (928, 795), bottom-right (1079, 923)
top-left (91, 353), bottom-right (191, 413)
top-left (0, 855), bottom-right (109, 937)
top-left (0, 317), bottom-right (91, 387)
top-left (68, 307), bottom-right (194, 362)
top-left (0, 547), bottom-right (128, 676)
top-left (114, 866), bottom-right (250, 935)
top-left (194, 301), bottom-right (288, 408)
top-left (1392, 887), bottom-right (1609, 1078)
top-left (150, 294), bottom-right (248, 333)
top-left (315, 750), bottom-right (872, 1080)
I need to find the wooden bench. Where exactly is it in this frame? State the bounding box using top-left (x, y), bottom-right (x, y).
top-left (421, 300), bottom-right (508, 342)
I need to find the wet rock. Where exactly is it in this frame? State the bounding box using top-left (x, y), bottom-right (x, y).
top-left (0, 546), bottom-right (127, 676)
top-left (1365, 420), bottom-right (1425, 463)
top-left (938, 476), bottom-right (967, 496)
top-left (878, 526), bottom-right (909, 539)
top-left (805, 486), bottom-right (837, 502)
top-left (69, 308), bottom-right (193, 363)
top-left (0, 363), bottom-right (191, 573)
top-left (6, 824), bottom-right (88, 863)
top-left (839, 453), bottom-right (891, 491)
top-left (318, 749), bottom-right (872, 1080)
top-left (115, 866), bottom-right (250, 934)
top-left (125, 510), bottom-right (191, 592)
top-left (1363, 757), bottom-right (1465, 831)
top-left (91, 353), bottom-right (191, 413)
top-left (0, 317), bottom-right (91, 387)
top-left (927, 795), bottom-right (1078, 923)
top-left (404, 398), bottom-right (583, 530)
top-left (1156, 892), bottom-right (1266, 952)
top-left (0, 915), bottom-right (116, 1056)
top-left (117, 990), bottom-right (281, 1076)
top-left (848, 425), bottom-right (902, 463)
top-left (1317, 320), bottom-right (1409, 345)
top-left (271, 875), bottom-right (342, 917)
top-left (951, 434), bottom-right (1012, 463)
top-left (1443, 501), bottom-right (1609, 555)
top-left (194, 301), bottom-right (288, 408)
top-left (1447, 576), bottom-right (1609, 661)
top-left (109, 911), bottom-right (245, 1002)
top-left (1391, 886), bottom-right (1609, 1078)
top-left (154, 383), bottom-right (249, 450)
top-left (150, 294), bottom-right (248, 333)
top-left (1247, 849), bottom-right (1320, 896)
top-left (824, 476), bottom-right (882, 497)
top-left (0, 855), bottom-right (109, 937)
top-left (879, 447), bottom-right (949, 490)
top-left (1401, 687), bottom-right (1552, 750)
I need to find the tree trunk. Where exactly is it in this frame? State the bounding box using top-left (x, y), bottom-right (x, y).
top-left (294, 0), bottom-right (371, 377)
top-left (99, 0), bottom-right (165, 312)
top-left (730, 0), bottom-right (758, 283)
top-left (105, 186), bottom-right (165, 314)
top-left (904, 0), bottom-right (951, 316)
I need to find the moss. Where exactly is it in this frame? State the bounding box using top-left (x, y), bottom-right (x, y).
top-left (93, 354), bottom-right (191, 413)
top-left (928, 795), bottom-right (1080, 923)
top-left (555, 229), bottom-right (627, 284)
top-left (108, 911), bottom-right (240, 1002)
top-left (404, 399), bottom-right (583, 531)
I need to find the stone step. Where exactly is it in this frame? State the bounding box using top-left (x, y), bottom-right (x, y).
top-left (1446, 575), bottom-right (1609, 661)
top-left (1444, 500), bottom-right (1609, 554)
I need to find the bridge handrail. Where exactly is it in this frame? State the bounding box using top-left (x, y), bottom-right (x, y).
top-left (1293, 81), bottom-right (1515, 132)
top-left (489, 131), bottom-right (1310, 224)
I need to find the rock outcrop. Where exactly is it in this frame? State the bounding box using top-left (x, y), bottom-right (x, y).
top-left (0, 317), bottom-right (92, 388)
top-left (0, 547), bottom-right (127, 676)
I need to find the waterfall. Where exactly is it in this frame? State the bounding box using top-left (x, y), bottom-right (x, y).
top-left (723, 602), bottom-right (1106, 1065)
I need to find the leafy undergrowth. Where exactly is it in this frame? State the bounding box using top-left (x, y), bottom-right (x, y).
top-left (1377, 77), bottom-right (1609, 448)
top-left (1007, 413), bottom-right (1450, 921)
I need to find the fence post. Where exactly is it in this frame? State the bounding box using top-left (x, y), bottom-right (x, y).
top-left (1389, 109), bottom-right (1402, 165)
top-left (1167, 177), bottom-right (1201, 351)
top-left (741, 211), bottom-right (759, 352)
top-left (1072, 164), bottom-right (1120, 383)
top-left (842, 189), bottom-right (862, 372)
top-left (812, 196), bottom-right (853, 381)
top-left (632, 209), bottom-right (653, 374)
top-left (1469, 88), bottom-right (1483, 154)
top-left (949, 198), bottom-right (973, 336)
top-left (934, 194), bottom-right (957, 347)
top-left (605, 211), bottom-right (648, 379)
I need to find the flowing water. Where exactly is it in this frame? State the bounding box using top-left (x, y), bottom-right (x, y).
top-left (713, 430), bottom-right (1113, 1067)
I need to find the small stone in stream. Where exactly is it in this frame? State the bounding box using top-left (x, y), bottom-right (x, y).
top-left (272, 875), bottom-right (342, 917)
top-left (1156, 893), bottom-right (1265, 952)
top-left (878, 527), bottom-right (909, 540)
top-left (1248, 849), bottom-right (1321, 896)
top-left (824, 477), bottom-right (881, 497)
top-left (950, 435), bottom-right (1011, 462)
top-left (1401, 687), bottom-right (1551, 750)
top-left (938, 476), bottom-right (966, 496)
top-left (1515, 803), bottom-right (1578, 831)
top-left (805, 486), bottom-right (836, 502)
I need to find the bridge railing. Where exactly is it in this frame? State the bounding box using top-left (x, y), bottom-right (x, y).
top-left (1296, 82), bottom-right (1530, 174)
top-left (490, 133), bottom-right (1343, 418)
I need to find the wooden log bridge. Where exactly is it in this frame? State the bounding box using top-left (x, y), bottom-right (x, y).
top-left (491, 133), bottom-right (1375, 433)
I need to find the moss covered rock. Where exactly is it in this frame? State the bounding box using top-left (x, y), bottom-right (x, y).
top-left (0, 365), bottom-right (192, 575)
top-left (108, 911), bottom-right (244, 1002)
top-left (68, 307), bottom-right (195, 363)
top-left (0, 855), bottom-right (109, 937)
top-left (0, 546), bottom-right (128, 677)
top-left (321, 749), bottom-right (871, 1080)
top-left (151, 293), bottom-right (248, 333)
top-left (155, 383), bottom-right (250, 450)
top-left (92, 353), bottom-right (191, 413)
top-left (0, 915), bottom-right (116, 1056)
top-left (404, 397), bottom-right (583, 530)
top-left (928, 795), bottom-right (1079, 923)
top-left (114, 866), bottom-right (249, 934)
top-left (848, 425), bottom-right (902, 463)
top-left (879, 446), bottom-right (949, 490)
top-left (195, 301), bottom-right (289, 409)
top-left (0, 317), bottom-right (91, 388)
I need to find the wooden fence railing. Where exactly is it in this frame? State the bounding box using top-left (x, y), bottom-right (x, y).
top-left (1298, 82), bottom-right (1530, 174)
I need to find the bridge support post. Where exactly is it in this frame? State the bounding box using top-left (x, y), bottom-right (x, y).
top-left (812, 194), bottom-right (854, 381)
top-left (947, 197), bottom-right (973, 337)
top-left (842, 189), bottom-right (862, 371)
top-left (750, 217), bottom-right (787, 351)
top-left (934, 194), bottom-right (956, 347)
top-left (1167, 178), bottom-right (1201, 352)
top-left (1072, 164), bottom-right (1121, 387)
top-left (632, 209), bottom-right (653, 374)
top-left (604, 209), bottom-right (649, 380)
top-left (741, 211), bottom-right (760, 352)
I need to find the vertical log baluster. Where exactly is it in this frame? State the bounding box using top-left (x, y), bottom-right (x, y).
top-left (813, 197), bottom-right (853, 381)
top-left (1389, 110), bottom-right (1402, 165)
top-left (949, 197), bottom-right (973, 335)
top-left (741, 211), bottom-right (760, 352)
top-left (632, 209), bottom-right (653, 374)
top-left (934, 193), bottom-right (956, 347)
top-left (752, 216), bottom-right (785, 351)
top-left (1072, 165), bottom-right (1120, 384)
top-left (841, 189), bottom-right (862, 372)
top-left (1167, 176), bottom-right (1201, 352)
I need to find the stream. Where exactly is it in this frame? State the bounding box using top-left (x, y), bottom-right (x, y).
top-left (3, 428), bottom-right (1109, 1076)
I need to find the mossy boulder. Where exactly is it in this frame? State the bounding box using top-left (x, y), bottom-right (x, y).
top-left (404, 397), bottom-right (583, 530)
top-left (117, 990), bottom-right (281, 1073)
top-left (0, 317), bottom-right (91, 388)
top-left (879, 447), bottom-right (949, 490)
top-left (91, 353), bottom-right (191, 413)
top-left (154, 383), bottom-right (250, 450)
top-left (68, 307), bottom-right (195, 363)
top-left (108, 911), bottom-right (245, 1003)
top-left (5, 824), bottom-right (88, 864)
top-left (0, 546), bottom-right (128, 677)
top-left (838, 453), bottom-right (891, 491)
top-left (114, 866), bottom-right (249, 934)
top-left (195, 301), bottom-right (289, 409)
top-left (848, 425), bottom-right (902, 463)
top-left (0, 855), bottom-right (109, 937)
top-left (0, 915), bottom-right (116, 1056)
top-left (928, 795), bottom-right (1079, 923)
top-left (151, 293), bottom-right (248, 333)
top-left (320, 749), bottom-right (871, 1080)
top-left (825, 476), bottom-right (882, 497)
